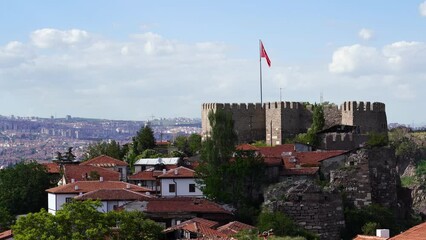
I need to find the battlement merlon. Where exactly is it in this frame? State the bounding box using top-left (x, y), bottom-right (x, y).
top-left (264, 101), bottom-right (303, 109)
top-left (202, 103), bottom-right (264, 111)
top-left (341, 101), bottom-right (386, 112)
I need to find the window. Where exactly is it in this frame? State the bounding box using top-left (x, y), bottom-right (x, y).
top-left (189, 184), bottom-right (196, 193)
top-left (169, 184), bottom-right (176, 193)
top-left (65, 197), bottom-right (72, 203)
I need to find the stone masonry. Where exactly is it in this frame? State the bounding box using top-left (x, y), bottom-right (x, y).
top-left (263, 179), bottom-right (345, 240)
top-left (202, 101), bottom-right (387, 146)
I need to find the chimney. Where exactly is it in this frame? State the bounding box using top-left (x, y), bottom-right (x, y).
top-left (145, 192), bottom-right (150, 196)
top-left (99, 176), bottom-right (104, 182)
top-left (162, 169), bottom-right (166, 174)
top-left (174, 169), bottom-right (178, 175)
top-left (126, 184), bottom-right (130, 189)
top-left (376, 229), bottom-right (390, 238)
top-left (71, 178), bottom-right (75, 183)
top-left (74, 185), bottom-right (79, 191)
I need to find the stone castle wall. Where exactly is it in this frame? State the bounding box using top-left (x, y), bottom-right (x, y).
top-left (202, 101), bottom-right (387, 146)
top-left (201, 103), bottom-right (265, 144)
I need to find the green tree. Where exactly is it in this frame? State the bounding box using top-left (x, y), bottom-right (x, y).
top-left (106, 210), bottom-right (164, 240)
top-left (12, 200), bottom-right (164, 240)
top-left (174, 135), bottom-right (190, 156)
top-left (133, 125), bottom-right (156, 155)
top-left (188, 133), bottom-right (202, 155)
top-left (83, 140), bottom-right (126, 160)
top-left (294, 104), bottom-right (324, 146)
top-left (257, 211), bottom-right (318, 240)
top-left (0, 162), bottom-right (53, 216)
top-left (196, 109), bottom-right (266, 223)
top-left (0, 207), bottom-right (14, 232)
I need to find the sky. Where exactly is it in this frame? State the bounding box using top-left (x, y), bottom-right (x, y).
top-left (0, 1), bottom-right (425, 125)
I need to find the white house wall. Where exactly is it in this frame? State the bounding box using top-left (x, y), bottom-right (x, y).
top-left (48, 193), bottom-right (78, 214)
top-left (160, 178), bottom-right (203, 197)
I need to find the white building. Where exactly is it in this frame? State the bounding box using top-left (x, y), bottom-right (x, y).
top-left (158, 166), bottom-right (203, 197)
top-left (134, 157), bottom-right (180, 173)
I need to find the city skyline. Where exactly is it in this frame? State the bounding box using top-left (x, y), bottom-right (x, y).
top-left (1, 1), bottom-right (426, 124)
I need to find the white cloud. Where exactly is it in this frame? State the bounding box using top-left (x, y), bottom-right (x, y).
top-left (329, 41), bottom-right (426, 75)
top-left (420, 1), bottom-right (426, 16)
top-left (31, 28), bottom-right (91, 48)
top-left (358, 28), bottom-right (374, 40)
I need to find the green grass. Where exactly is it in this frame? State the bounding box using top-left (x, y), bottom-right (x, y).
top-left (401, 176), bottom-right (417, 187)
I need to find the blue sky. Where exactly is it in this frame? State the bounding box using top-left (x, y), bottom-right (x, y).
top-left (0, 1), bottom-right (425, 125)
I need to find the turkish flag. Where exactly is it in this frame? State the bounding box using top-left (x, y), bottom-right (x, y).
top-left (260, 41), bottom-right (271, 67)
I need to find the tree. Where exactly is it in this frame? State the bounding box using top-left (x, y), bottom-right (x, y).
top-left (174, 135), bottom-right (191, 156)
top-left (294, 104), bottom-right (324, 146)
top-left (196, 109), bottom-right (266, 223)
top-left (0, 207), bottom-right (13, 232)
top-left (83, 140), bottom-right (126, 160)
top-left (257, 211), bottom-right (319, 240)
top-left (0, 161), bottom-right (53, 216)
top-left (12, 200), bottom-right (164, 240)
top-left (188, 133), bottom-right (202, 156)
top-left (133, 125), bottom-right (156, 156)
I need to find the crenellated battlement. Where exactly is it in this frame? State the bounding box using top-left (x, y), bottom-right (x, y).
top-left (202, 103), bottom-right (263, 111)
top-left (265, 101), bottom-right (303, 110)
top-left (341, 101), bottom-right (386, 112)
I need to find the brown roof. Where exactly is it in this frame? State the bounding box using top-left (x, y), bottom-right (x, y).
top-left (80, 155), bottom-right (128, 167)
top-left (283, 150), bottom-right (346, 168)
top-left (158, 166), bottom-right (195, 178)
top-left (389, 221), bottom-right (426, 240)
top-left (46, 181), bottom-right (151, 194)
top-left (236, 144), bottom-right (259, 151)
top-left (354, 235), bottom-right (387, 240)
top-left (257, 144), bottom-right (296, 157)
top-left (63, 164), bottom-right (120, 183)
top-left (74, 189), bottom-right (153, 201)
top-left (42, 162), bottom-right (60, 174)
top-left (128, 170), bottom-right (161, 181)
top-left (164, 218), bottom-right (219, 233)
top-left (146, 197), bottom-right (231, 215)
top-left (0, 230), bottom-right (12, 240)
top-left (164, 218), bottom-right (227, 238)
top-left (217, 221), bottom-right (256, 235)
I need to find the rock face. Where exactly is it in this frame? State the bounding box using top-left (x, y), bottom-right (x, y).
top-left (263, 179), bottom-right (345, 240)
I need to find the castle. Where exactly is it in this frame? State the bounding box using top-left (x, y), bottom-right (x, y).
top-left (201, 101), bottom-right (388, 147)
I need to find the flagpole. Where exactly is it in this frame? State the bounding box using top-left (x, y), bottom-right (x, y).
top-left (259, 39), bottom-right (263, 105)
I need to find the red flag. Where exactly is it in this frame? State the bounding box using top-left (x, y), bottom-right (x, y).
top-left (260, 41), bottom-right (271, 67)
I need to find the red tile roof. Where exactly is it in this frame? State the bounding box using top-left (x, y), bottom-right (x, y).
top-left (236, 144), bottom-right (259, 151)
top-left (257, 144), bottom-right (296, 157)
top-left (263, 157), bottom-right (283, 166)
top-left (0, 230), bottom-right (12, 240)
top-left (354, 235), bottom-right (387, 240)
top-left (158, 166), bottom-right (195, 178)
top-left (42, 162), bottom-right (60, 174)
top-left (217, 221), bottom-right (256, 235)
top-left (164, 218), bottom-right (219, 232)
top-left (282, 150), bottom-right (346, 168)
top-left (46, 181), bottom-right (151, 194)
top-left (128, 170), bottom-right (161, 181)
top-left (80, 155), bottom-right (128, 167)
top-left (164, 219), bottom-right (227, 238)
top-left (389, 221), bottom-right (426, 240)
top-left (146, 197), bottom-right (231, 215)
top-left (63, 164), bottom-right (120, 183)
top-left (74, 189), bottom-right (153, 201)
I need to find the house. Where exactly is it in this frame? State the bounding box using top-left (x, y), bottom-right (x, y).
top-left (46, 180), bottom-right (151, 214)
top-left (163, 218), bottom-right (225, 239)
top-left (128, 169), bottom-right (163, 192)
top-left (353, 229), bottom-right (390, 240)
top-left (121, 197), bottom-right (233, 227)
top-left (59, 164), bottom-right (120, 185)
top-left (216, 221), bottom-right (257, 236)
top-left (134, 157), bottom-right (179, 173)
top-left (74, 188), bottom-right (154, 212)
top-left (80, 155), bottom-right (128, 181)
top-left (157, 166), bottom-right (203, 197)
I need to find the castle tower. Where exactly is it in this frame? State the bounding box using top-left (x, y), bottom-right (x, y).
top-left (201, 103), bottom-right (265, 144)
top-left (340, 101), bottom-right (387, 134)
top-left (264, 102), bottom-right (312, 146)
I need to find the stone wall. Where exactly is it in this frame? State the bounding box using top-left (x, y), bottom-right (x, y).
top-left (263, 180), bottom-right (345, 240)
top-left (319, 132), bottom-right (369, 150)
top-left (341, 101), bottom-right (388, 134)
top-left (330, 148), bottom-right (398, 208)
